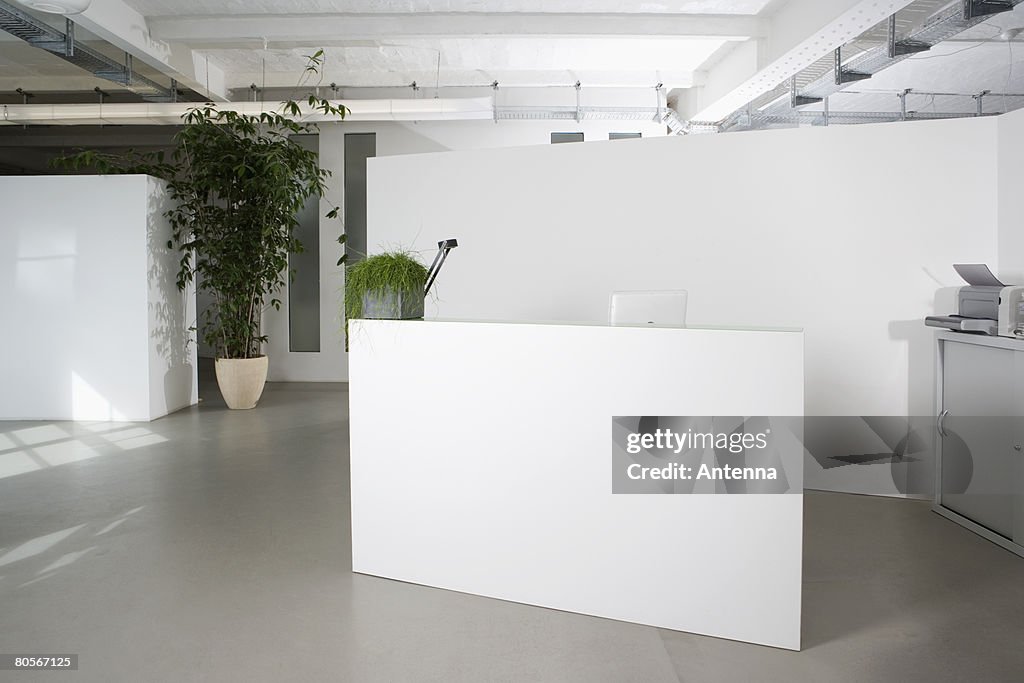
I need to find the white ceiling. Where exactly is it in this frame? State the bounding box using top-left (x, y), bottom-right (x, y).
top-left (0, 0), bottom-right (1022, 126)
top-left (119, 0), bottom-right (777, 16)
top-left (134, 0), bottom-right (765, 90)
top-left (0, 0), bottom-right (771, 95)
top-left (206, 37), bottom-right (727, 89)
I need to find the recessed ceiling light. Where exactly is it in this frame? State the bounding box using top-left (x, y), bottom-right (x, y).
top-left (15, 0), bottom-right (91, 14)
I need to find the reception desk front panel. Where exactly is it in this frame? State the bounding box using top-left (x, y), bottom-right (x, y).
top-left (349, 319), bottom-right (804, 650)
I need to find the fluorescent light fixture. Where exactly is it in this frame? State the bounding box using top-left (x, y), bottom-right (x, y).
top-left (14, 0), bottom-right (91, 14)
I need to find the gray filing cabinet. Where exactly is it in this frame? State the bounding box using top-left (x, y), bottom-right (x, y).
top-left (935, 331), bottom-right (1024, 556)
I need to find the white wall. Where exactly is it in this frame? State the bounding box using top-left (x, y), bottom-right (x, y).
top-left (145, 177), bottom-right (199, 419)
top-left (998, 107), bottom-right (1024, 284)
top-left (321, 118), bottom-right (667, 159)
top-left (0, 175), bottom-right (196, 422)
top-left (261, 117), bottom-right (667, 381)
top-left (366, 116), bottom-right (1011, 496)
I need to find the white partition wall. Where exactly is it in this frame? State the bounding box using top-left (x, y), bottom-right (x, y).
top-left (260, 118), bottom-right (669, 382)
top-left (365, 116), bottom-right (1012, 497)
top-left (0, 175), bottom-right (197, 422)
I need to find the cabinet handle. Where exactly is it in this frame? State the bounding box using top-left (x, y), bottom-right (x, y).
top-left (937, 409), bottom-right (950, 438)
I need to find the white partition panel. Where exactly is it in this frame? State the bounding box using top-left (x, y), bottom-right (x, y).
top-left (350, 319), bottom-right (804, 650)
top-left (0, 175), bottom-right (196, 422)
top-left (366, 116), bottom-right (1007, 497)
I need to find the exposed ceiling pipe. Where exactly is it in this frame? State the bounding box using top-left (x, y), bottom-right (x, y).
top-left (497, 105), bottom-right (673, 123)
top-left (0, 98), bottom-right (496, 125)
top-left (0, 98), bottom-right (684, 128)
top-left (0, 0), bottom-right (179, 101)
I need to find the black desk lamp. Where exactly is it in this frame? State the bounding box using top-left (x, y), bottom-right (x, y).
top-left (424, 239), bottom-right (458, 296)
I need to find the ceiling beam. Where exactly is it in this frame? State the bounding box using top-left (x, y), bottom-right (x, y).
top-left (73, 0), bottom-right (228, 101)
top-left (228, 69), bottom-right (697, 91)
top-left (680, 0), bottom-right (918, 123)
top-left (149, 12), bottom-right (765, 45)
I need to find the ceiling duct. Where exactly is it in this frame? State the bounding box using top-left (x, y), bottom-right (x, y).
top-left (0, 0), bottom-right (178, 102)
top-left (662, 109), bottom-right (687, 135)
top-left (497, 105), bottom-right (669, 123)
top-left (0, 98), bottom-right (687, 131)
top-left (0, 98), bottom-right (497, 125)
top-left (713, 0), bottom-right (1024, 131)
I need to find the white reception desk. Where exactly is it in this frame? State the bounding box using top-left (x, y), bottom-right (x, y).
top-left (349, 319), bottom-right (804, 650)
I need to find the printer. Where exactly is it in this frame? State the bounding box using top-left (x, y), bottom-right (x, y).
top-left (926, 264), bottom-right (1024, 337)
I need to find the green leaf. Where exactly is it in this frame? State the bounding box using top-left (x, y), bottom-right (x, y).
top-left (344, 251), bottom-right (425, 320)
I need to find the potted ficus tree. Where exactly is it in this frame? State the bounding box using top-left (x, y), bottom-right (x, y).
top-left (57, 51), bottom-right (348, 409)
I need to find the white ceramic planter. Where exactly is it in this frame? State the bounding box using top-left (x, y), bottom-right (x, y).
top-left (215, 356), bottom-right (269, 410)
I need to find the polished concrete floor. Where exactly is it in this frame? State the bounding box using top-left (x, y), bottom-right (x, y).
top-left (1, 377), bottom-right (1023, 683)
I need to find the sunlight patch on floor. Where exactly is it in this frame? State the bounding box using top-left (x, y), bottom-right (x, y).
top-left (0, 524), bottom-right (86, 569)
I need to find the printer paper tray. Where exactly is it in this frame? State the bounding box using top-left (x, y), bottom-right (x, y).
top-left (925, 315), bottom-right (997, 335)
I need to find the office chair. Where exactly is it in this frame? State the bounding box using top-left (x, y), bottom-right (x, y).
top-left (609, 290), bottom-right (688, 326)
